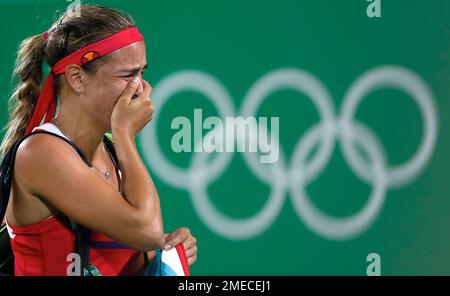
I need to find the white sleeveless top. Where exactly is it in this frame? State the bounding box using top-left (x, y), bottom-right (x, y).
top-left (32, 122), bottom-right (69, 140)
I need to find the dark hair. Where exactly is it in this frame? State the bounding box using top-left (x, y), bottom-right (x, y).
top-left (0, 4), bottom-right (136, 156)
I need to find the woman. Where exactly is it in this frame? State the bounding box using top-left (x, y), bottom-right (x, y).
top-left (0, 5), bottom-right (197, 275)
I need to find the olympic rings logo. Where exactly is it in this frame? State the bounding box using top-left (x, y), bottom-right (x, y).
top-left (139, 66), bottom-right (438, 241)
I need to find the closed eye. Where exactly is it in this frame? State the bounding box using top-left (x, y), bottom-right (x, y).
top-left (123, 69), bottom-right (146, 78)
top-left (121, 64), bottom-right (148, 78)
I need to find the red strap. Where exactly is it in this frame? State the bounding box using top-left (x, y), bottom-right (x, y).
top-left (175, 243), bottom-right (191, 276)
top-left (25, 27), bottom-right (144, 135)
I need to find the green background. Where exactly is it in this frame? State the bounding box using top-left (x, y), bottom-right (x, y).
top-left (1, 0), bottom-right (449, 275)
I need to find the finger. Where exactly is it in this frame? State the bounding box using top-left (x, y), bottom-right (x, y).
top-left (183, 236), bottom-right (197, 251)
top-left (163, 232), bottom-right (187, 250)
top-left (163, 228), bottom-right (189, 250)
top-left (165, 228), bottom-right (186, 242)
top-left (163, 229), bottom-right (177, 244)
top-left (131, 80), bottom-right (153, 108)
top-left (142, 79), bottom-right (153, 97)
top-left (185, 246), bottom-right (197, 258)
top-left (134, 79), bottom-right (152, 102)
top-left (188, 255), bottom-right (197, 266)
top-left (118, 76), bottom-right (140, 105)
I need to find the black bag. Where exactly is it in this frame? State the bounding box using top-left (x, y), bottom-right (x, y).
top-left (0, 130), bottom-right (119, 276)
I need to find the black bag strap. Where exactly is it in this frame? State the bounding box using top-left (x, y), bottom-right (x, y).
top-left (103, 136), bottom-right (120, 172)
top-left (0, 130), bottom-right (116, 276)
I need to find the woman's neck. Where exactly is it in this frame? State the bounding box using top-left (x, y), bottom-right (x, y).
top-left (53, 102), bottom-right (107, 161)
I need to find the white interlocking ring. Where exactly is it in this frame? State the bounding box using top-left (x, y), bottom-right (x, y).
top-left (139, 66), bottom-right (438, 240)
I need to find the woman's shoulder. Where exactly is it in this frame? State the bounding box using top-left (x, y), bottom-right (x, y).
top-left (14, 129), bottom-right (83, 180)
top-left (17, 130), bottom-right (70, 159)
top-left (17, 123), bottom-right (74, 158)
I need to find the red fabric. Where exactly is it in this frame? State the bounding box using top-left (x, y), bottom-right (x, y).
top-left (7, 213), bottom-right (141, 276)
top-left (25, 27), bottom-right (144, 135)
top-left (175, 243), bottom-right (191, 276)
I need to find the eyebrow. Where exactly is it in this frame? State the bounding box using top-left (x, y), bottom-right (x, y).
top-left (117, 64), bottom-right (148, 74)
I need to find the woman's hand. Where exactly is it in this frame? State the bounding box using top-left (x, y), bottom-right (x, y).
top-left (111, 77), bottom-right (154, 138)
top-left (163, 227), bottom-right (198, 266)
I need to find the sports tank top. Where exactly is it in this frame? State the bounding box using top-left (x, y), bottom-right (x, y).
top-left (6, 123), bottom-right (142, 275)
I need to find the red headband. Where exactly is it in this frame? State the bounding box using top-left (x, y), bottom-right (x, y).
top-left (25, 26), bottom-right (144, 135)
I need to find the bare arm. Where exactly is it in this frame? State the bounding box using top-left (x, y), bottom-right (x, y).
top-left (113, 129), bottom-right (164, 247)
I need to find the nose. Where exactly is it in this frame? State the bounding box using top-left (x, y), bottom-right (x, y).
top-left (134, 75), bottom-right (144, 96)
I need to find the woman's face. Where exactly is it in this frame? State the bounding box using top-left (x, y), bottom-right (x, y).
top-left (81, 40), bottom-right (147, 130)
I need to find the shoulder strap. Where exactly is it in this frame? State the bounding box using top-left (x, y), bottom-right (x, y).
top-left (0, 130), bottom-right (93, 276)
top-left (103, 135), bottom-right (120, 172)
